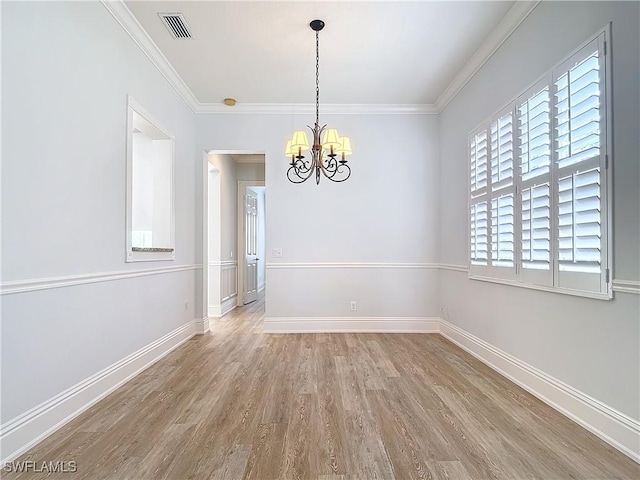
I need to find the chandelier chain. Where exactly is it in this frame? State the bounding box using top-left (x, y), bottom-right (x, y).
top-left (315, 30), bottom-right (320, 127)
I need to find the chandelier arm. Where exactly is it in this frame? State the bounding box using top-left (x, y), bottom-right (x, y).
top-left (287, 161), bottom-right (315, 183)
top-left (321, 156), bottom-right (338, 175)
top-left (326, 163), bottom-right (351, 183)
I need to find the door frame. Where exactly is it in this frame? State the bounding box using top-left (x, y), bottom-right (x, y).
top-left (201, 150), bottom-right (265, 325)
top-left (237, 180), bottom-right (265, 307)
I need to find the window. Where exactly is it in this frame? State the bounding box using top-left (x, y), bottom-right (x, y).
top-left (468, 30), bottom-right (611, 298)
top-left (126, 96), bottom-right (175, 262)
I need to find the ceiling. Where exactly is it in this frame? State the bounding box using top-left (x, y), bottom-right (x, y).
top-left (124, 1), bottom-right (516, 107)
top-left (230, 154), bottom-right (265, 164)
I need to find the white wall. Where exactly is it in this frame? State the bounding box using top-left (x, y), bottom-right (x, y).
top-left (1, 0), bottom-right (198, 431)
top-left (209, 154), bottom-right (238, 263)
top-left (438, 1), bottom-right (639, 421)
top-left (196, 112), bottom-right (441, 321)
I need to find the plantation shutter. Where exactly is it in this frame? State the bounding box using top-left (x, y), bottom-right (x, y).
top-left (488, 106), bottom-right (516, 278)
top-left (553, 35), bottom-right (607, 293)
top-left (469, 126), bottom-right (489, 272)
top-left (470, 202), bottom-right (489, 266)
top-left (491, 112), bottom-right (514, 190)
top-left (491, 194), bottom-right (515, 267)
top-left (521, 184), bottom-right (551, 269)
top-left (470, 130), bottom-right (488, 196)
top-left (517, 80), bottom-right (553, 286)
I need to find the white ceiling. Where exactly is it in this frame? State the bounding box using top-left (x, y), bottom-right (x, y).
top-left (124, 1), bottom-right (516, 107)
top-left (230, 154), bottom-right (265, 164)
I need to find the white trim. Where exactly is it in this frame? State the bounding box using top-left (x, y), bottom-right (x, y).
top-left (101, 1), bottom-right (200, 112)
top-left (0, 321), bottom-right (196, 464)
top-left (438, 264), bottom-right (637, 298)
top-left (208, 295), bottom-right (238, 318)
top-left (612, 280), bottom-right (640, 295)
top-left (266, 262), bottom-right (440, 270)
top-left (209, 260), bottom-right (238, 267)
top-left (102, 0), bottom-right (537, 116)
top-left (193, 317), bottom-right (210, 335)
top-left (0, 265), bottom-right (201, 295)
top-left (435, 1), bottom-right (540, 111)
top-left (196, 103), bottom-right (437, 115)
top-left (264, 317), bottom-right (439, 334)
top-left (439, 319), bottom-right (640, 463)
top-left (438, 263), bottom-right (469, 273)
top-left (221, 296), bottom-right (238, 317)
top-left (469, 274), bottom-right (612, 301)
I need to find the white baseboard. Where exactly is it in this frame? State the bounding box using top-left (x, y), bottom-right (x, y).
top-left (221, 296), bottom-right (237, 316)
top-left (264, 317), bottom-right (439, 333)
top-left (439, 318), bottom-right (640, 463)
top-left (193, 316), bottom-right (210, 334)
top-left (3, 312), bottom-right (636, 466)
top-left (0, 321), bottom-right (196, 464)
top-left (208, 296), bottom-right (238, 318)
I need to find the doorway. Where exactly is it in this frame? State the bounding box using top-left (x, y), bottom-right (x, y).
top-left (238, 182), bottom-right (266, 305)
top-left (205, 151), bottom-right (265, 319)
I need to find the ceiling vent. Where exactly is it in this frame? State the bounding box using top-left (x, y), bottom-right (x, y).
top-left (158, 13), bottom-right (192, 39)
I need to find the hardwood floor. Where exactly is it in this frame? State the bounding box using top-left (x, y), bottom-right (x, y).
top-left (7, 297), bottom-right (638, 479)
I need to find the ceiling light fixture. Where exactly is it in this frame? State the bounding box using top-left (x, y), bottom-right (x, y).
top-left (284, 20), bottom-right (352, 184)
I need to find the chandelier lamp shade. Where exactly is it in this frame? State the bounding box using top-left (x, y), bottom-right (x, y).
top-left (285, 20), bottom-right (352, 184)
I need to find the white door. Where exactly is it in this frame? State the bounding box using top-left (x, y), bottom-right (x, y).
top-left (243, 189), bottom-right (259, 304)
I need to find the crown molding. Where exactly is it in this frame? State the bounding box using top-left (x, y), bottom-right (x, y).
top-left (101, 0), bottom-right (200, 112)
top-left (195, 103), bottom-right (438, 115)
top-left (435, 0), bottom-right (541, 112)
top-left (103, 0), bottom-right (538, 116)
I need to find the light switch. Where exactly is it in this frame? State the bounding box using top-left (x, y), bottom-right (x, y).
top-left (273, 248), bottom-right (283, 258)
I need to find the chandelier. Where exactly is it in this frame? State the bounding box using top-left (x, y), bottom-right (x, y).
top-left (284, 20), bottom-right (352, 184)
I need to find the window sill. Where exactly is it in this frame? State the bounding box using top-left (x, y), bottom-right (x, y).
top-left (132, 247), bottom-right (174, 253)
top-left (468, 274), bottom-right (613, 301)
top-left (127, 249), bottom-right (175, 263)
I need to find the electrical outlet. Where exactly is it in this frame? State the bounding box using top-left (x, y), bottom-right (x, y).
top-left (350, 301), bottom-right (357, 311)
top-left (273, 248), bottom-right (283, 258)
top-left (446, 306), bottom-right (452, 319)
top-left (439, 305), bottom-right (445, 316)
top-left (184, 301), bottom-right (189, 311)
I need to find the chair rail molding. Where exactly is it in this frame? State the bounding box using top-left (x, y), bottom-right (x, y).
top-left (612, 279), bottom-right (640, 295)
top-left (0, 265), bottom-right (202, 295)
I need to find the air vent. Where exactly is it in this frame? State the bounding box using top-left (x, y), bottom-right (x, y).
top-left (158, 13), bottom-right (192, 39)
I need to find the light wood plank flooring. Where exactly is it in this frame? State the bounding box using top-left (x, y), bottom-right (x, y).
top-left (7, 297), bottom-right (638, 479)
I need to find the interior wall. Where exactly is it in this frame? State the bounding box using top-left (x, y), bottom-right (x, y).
top-left (196, 112), bottom-right (440, 320)
top-left (438, 0), bottom-right (639, 420)
top-left (1, 1), bottom-right (198, 424)
top-left (209, 154), bottom-right (238, 263)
